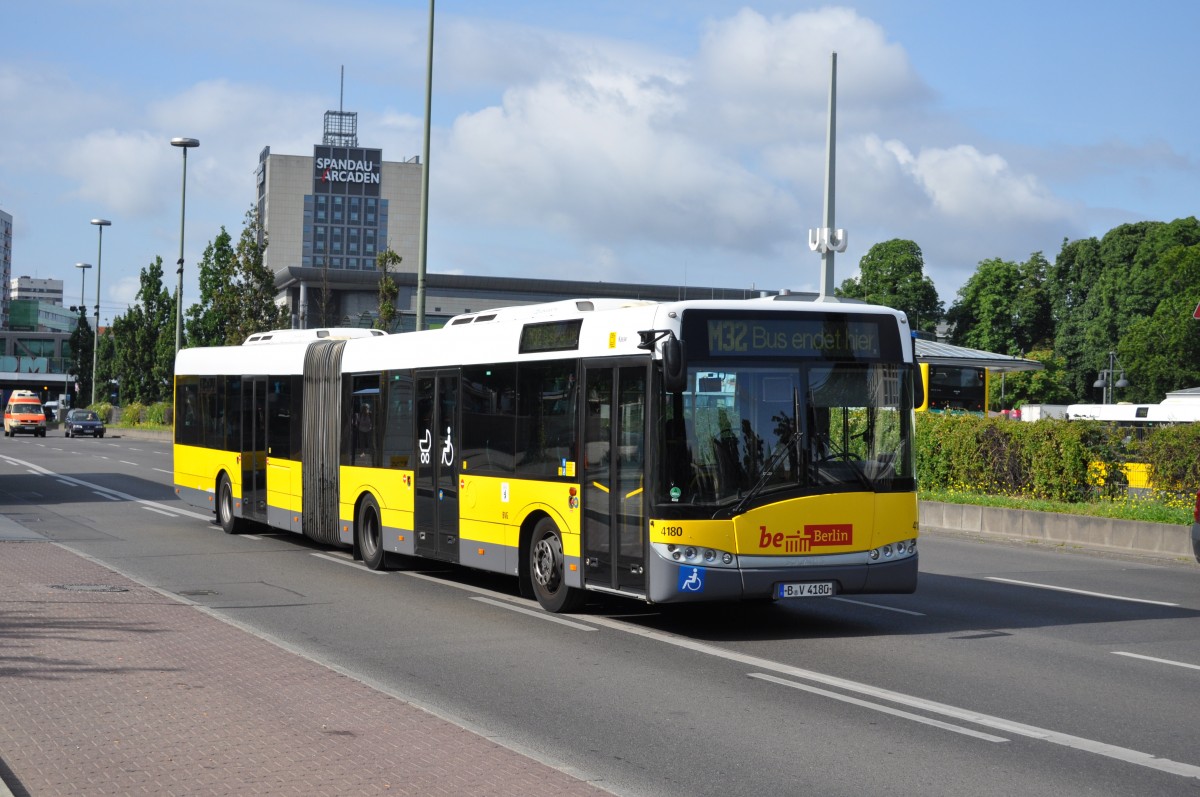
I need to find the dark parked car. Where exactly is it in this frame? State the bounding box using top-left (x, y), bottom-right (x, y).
top-left (65, 409), bottom-right (105, 438)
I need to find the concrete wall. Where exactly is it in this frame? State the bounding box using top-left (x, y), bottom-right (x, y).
top-left (920, 500), bottom-right (1195, 560)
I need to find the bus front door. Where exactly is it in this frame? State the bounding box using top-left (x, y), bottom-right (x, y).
top-left (414, 372), bottom-right (460, 563)
top-left (241, 376), bottom-right (268, 524)
top-left (582, 364), bottom-right (647, 595)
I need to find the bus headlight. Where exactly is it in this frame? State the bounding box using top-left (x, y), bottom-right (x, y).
top-left (656, 543), bottom-right (739, 569)
top-left (868, 539), bottom-right (917, 563)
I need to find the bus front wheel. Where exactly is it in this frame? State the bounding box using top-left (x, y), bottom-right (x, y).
top-left (529, 517), bottom-right (584, 613)
top-left (217, 474), bottom-right (243, 535)
top-left (356, 495), bottom-right (387, 571)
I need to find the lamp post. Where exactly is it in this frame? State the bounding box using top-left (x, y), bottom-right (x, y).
top-left (74, 262), bottom-right (91, 312)
top-left (1093, 351), bottom-right (1129, 405)
top-left (90, 219), bottom-right (111, 406)
top-left (170, 137), bottom-right (199, 356)
top-left (71, 263), bottom-right (91, 411)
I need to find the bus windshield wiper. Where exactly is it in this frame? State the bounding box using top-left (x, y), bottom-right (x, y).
top-left (717, 429), bottom-right (802, 519)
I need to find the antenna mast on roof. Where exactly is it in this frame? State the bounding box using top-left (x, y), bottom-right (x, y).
top-left (323, 65), bottom-right (357, 147)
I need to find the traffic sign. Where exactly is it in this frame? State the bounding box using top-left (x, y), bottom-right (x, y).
top-left (1194, 301), bottom-right (1200, 320)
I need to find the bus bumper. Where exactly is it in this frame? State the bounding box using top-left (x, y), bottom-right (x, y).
top-left (647, 552), bottom-right (918, 604)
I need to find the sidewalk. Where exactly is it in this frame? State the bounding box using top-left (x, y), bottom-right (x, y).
top-left (0, 530), bottom-right (614, 796)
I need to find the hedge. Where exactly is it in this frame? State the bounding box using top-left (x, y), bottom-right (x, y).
top-left (915, 414), bottom-right (1200, 503)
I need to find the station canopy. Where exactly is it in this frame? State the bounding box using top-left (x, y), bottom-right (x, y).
top-left (914, 339), bottom-right (1043, 373)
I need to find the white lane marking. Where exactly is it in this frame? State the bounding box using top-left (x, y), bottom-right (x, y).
top-left (580, 615), bottom-right (1200, 780)
top-left (153, 468), bottom-right (173, 475)
top-left (242, 534), bottom-right (263, 540)
top-left (119, 460), bottom-right (139, 467)
top-left (749, 673), bottom-right (1008, 743)
top-left (143, 507), bottom-right (179, 518)
top-left (470, 596), bottom-right (597, 631)
top-left (92, 491), bottom-right (121, 501)
top-left (985, 577), bottom-right (1179, 607)
top-left (1113, 652), bottom-right (1200, 672)
top-left (832, 597), bottom-right (926, 616)
top-left (310, 552), bottom-right (389, 574)
top-left (3, 455), bottom-right (213, 521)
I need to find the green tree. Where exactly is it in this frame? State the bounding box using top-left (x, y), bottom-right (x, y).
top-left (1051, 218), bottom-right (1200, 401)
top-left (185, 228), bottom-right (238, 348)
top-left (110, 256), bottom-right (176, 404)
top-left (837, 239), bottom-right (943, 334)
top-left (94, 329), bottom-right (116, 406)
top-left (1119, 243), bottom-right (1200, 399)
top-left (992, 349), bottom-right (1076, 407)
top-left (186, 208), bottom-right (286, 347)
top-left (68, 313), bottom-right (93, 407)
top-left (946, 252), bottom-right (1053, 355)
top-left (375, 248), bottom-right (402, 332)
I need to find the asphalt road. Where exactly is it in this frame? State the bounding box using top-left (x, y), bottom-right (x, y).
top-left (2, 434), bottom-right (1198, 797)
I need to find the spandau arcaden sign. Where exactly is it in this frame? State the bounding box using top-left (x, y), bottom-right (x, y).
top-left (312, 146), bottom-right (382, 196)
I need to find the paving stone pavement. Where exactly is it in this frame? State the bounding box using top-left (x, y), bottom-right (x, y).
top-left (0, 540), bottom-right (616, 796)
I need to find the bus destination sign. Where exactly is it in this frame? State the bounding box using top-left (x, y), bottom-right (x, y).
top-left (705, 318), bottom-right (882, 358)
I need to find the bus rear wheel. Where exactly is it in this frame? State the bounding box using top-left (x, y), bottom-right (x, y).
top-left (356, 495), bottom-right (387, 570)
top-left (217, 474), bottom-right (243, 535)
top-left (529, 517), bottom-right (584, 613)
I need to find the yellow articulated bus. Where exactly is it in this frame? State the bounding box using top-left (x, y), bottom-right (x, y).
top-left (174, 297), bottom-right (921, 612)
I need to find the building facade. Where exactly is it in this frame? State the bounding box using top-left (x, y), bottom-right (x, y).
top-left (0, 209), bottom-right (12, 329)
top-left (259, 108), bottom-right (774, 330)
top-left (10, 276), bottom-right (64, 306)
top-left (258, 106), bottom-right (423, 328)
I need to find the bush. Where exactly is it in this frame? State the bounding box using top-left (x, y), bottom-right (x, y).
top-left (916, 414), bottom-right (1142, 504)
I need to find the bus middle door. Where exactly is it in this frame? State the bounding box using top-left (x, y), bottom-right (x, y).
top-left (582, 362), bottom-right (647, 595)
top-left (241, 376), bottom-right (268, 524)
top-left (414, 371), bottom-right (460, 563)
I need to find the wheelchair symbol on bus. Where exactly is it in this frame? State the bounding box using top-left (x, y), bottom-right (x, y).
top-left (679, 567), bottom-right (704, 593)
top-left (419, 428), bottom-right (432, 464)
top-left (441, 426), bottom-right (454, 467)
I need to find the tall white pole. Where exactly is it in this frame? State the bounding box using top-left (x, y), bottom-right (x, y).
top-left (415, 0), bottom-right (434, 331)
top-left (809, 52), bottom-right (847, 300)
top-left (89, 219), bottom-right (110, 405)
top-left (171, 138), bottom-right (200, 355)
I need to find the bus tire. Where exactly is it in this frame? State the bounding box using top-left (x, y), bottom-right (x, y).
top-left (529, 517), bottom-right (584, 613)
top-left (356, 495), bottom-right (387, 571)
top-left (217, 474), bottom-right (243, 535)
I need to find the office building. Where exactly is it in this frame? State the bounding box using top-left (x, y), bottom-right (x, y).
top-left (10, 276), bottom-right (64, 306)
top-left (0, 209), bottom-right (11, 329)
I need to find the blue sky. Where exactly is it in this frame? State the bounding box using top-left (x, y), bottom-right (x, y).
top-left (2, 1), bottom-right (1196, 325)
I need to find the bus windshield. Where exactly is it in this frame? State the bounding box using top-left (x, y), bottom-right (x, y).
top-left (660, 361), bottom-right (915, 510)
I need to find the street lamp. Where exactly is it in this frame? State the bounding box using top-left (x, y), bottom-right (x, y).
top-left (90, 219), bottom-right (111, 406)
top-left (74, 262), bottom-right (91, 312)
top-left (1093, 351), bottom-right (1129, 405)
top-left (170, 137), bottom-right (199, 356)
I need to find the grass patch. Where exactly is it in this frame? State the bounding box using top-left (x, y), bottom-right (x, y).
top-left (919, 489), bottom-right (1191, 526)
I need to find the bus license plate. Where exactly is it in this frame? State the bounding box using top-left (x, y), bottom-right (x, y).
top-left (778, 582), bottom-right (835, 598)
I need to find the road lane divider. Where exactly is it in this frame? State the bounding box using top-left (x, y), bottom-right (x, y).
top-left (985, 577), bottom-right (1178, 606)
top-left (749, 672), bottom-right (1008, 742)
top-left (1113, 651), bottom-right (1200, 671)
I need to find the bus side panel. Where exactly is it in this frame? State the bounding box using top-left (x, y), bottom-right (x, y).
top-left (459, 474), bottom-right (581, 583)
top-left (339, 466), bottom-right (416, 554)
top-left (174, 443), bottom-right (241, 517)
top-left (266, 457), bottom-right (303, 533)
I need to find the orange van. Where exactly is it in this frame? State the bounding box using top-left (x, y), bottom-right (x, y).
top-left (4, 390), bottom-right (46, 437)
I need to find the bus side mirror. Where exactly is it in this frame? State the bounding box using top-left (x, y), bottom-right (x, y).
top-left (913, 362), bottom-right (926, 410)
top-left (663, 336), bottom-right (687, 393)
